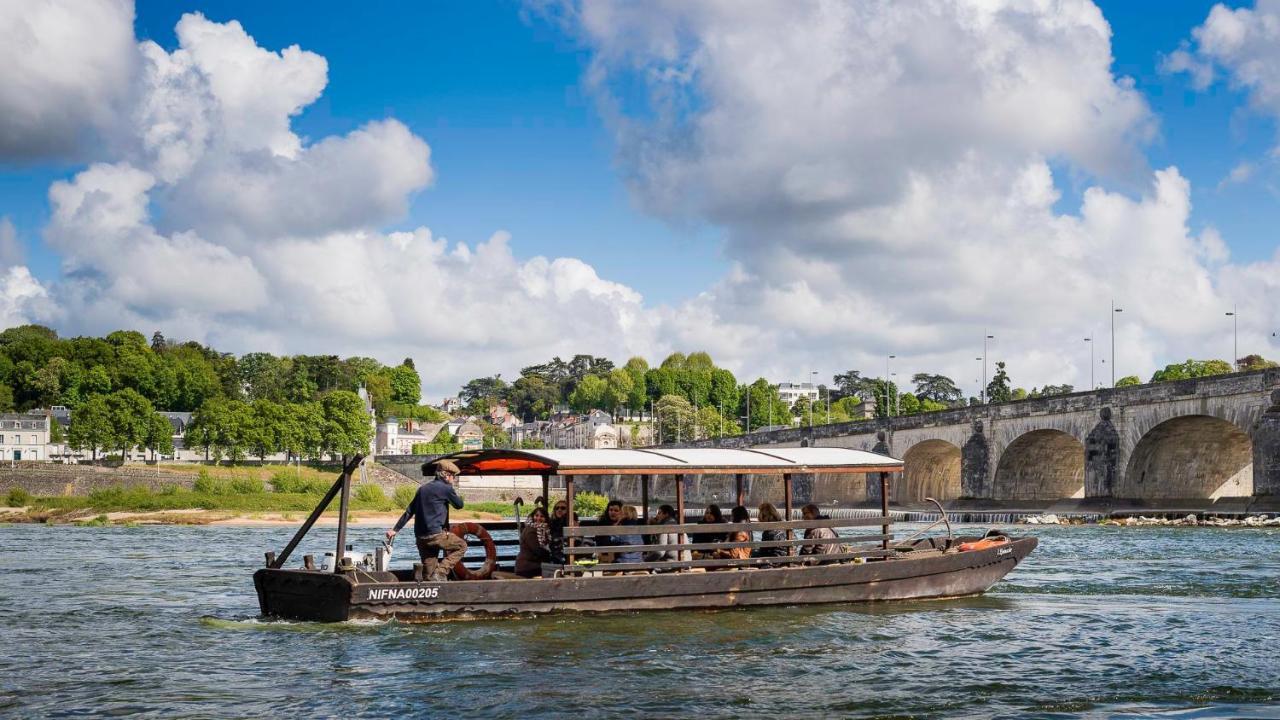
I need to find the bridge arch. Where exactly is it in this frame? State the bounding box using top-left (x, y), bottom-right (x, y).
top-left (900, 439), bottom-right (962, 502)
top-left (1119, 415), bottom-right (1253, 500)
top-left (994, 429), bottom-right (1085, 501)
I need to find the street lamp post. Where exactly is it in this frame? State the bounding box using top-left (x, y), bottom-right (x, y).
top-left (891, 371), bottom-right (900, 416)
top-left (1084, 336), bottom-right (1094, 390)
top-left (975, 357), bottom-right (983, 402)
top-left (981, 332), bottom-right (994, 404)
top-left (1226, 305), bottom-right (1237, 369)
top-left (885, 355), bottom-right (896, 418)
top-left (809, 370), bottom-right (818, 428)
top-left (1111, 301), bottom-right (1123, 387)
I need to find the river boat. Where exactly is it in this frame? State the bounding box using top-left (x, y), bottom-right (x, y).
top-left (253, 448), bottom-right (1037, 622)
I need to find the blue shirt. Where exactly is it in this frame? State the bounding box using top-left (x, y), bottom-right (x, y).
top-left (609, 520), bottom-right (645, 564)
top-left (394, 478), bottom-right (464, 537)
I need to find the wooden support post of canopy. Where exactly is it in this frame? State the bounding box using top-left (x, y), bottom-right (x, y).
top-left (675, 474), bottom-right (686, 551)
top-left (880, 471), bottom-right (890, 550)
top-left (735, 473), bottom-right (745, 507)
top-left (641, 474), bottom-right (650, 523)
top-left (783, 472), bottom-right (794, 553)
top-left (540, 473), bottom-right (550, 507)
top-left (675, 474), bottom-right (686, 523)
top-left (565, 475), bottom-right (576, 553)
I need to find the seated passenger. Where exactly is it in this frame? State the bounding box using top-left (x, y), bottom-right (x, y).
top-left (603, 500), bottom-right (644, 565)
top-left (645, 504), bottom-right (691, 562)
top-left (714, 505), bottom-right (753, 560)
top-left (751, 502), bottom-right (788, 558)
top-left (799, 503), bottom-right (843, 556)
top-left (548, 499), bottom-right (573, 563)
top-left (691, 504), bottom-right (726, 545)
top-left (515, 506), bottom-right (553, 578)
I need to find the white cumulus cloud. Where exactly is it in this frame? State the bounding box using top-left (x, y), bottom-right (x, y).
top-left (0, 0), bottom-right (137, 161)
top-left (564, 0), bottom-right (1274, 392)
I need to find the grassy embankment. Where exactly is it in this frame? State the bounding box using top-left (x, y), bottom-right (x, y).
top-left (1, 464), bottom-right (518, 524)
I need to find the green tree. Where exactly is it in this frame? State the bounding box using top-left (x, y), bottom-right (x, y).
top-left (1237, 354), bottom-right (1278, 372)
top-left (0, 384), bottom-right (14, 412)
top-left (1115, 375), bottom-right (1142, 387)
top-left (832, 370), bottom-right (865, 400)
top-left (912, 373), bottom-right (963, 405)
top-left (68, 395), bottom-right (113, 460)
top-left (695, 404), bottom-right (739, 439)
top-left (1150, 359), bottom-right (1233, 383)
top-left (708, 368), bottom-right (739, 416)
top-left (320, 390), bottom-right (373, 459)
top-left (83, 365), bottom-right (112, 396)
top-left (897, 392), bottom-right (922, 415)
top-left (363, 372), bottom-right (393, 414)
top-left (568, 374), bottom-right (607, 412)
top-left (145, 413), bottom-right (175, 460)
top-left (480, 422), bottom-right (512, 449)
top-left (105, 388), bottom-right (156, 458)
top-left (388, 363), bottom-right (421, 404)
top-left (655, 394), bottom-right (696, 442)
top-left (602, 368), bottom-right (633, 412)
top-left (1039, 384), bottom-right (1074, 396)
top-left (285, 402), bottom-right (324, 461)
top-left (985, 362), bottom-right (1013, 404)
top-left (508, 375), bottom-right (559, 420)
top-left (247, 399), bottom-right (289, 461)
top-left (739, 379), bottom-right (792, 430)
top-left (623, 357), bottom-right (649, 411)
top-left (460, 375), bottom-right (507, 415)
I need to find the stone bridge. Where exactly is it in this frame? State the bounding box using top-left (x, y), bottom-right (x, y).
top-left (682, 368), bottom-right (1280, 509)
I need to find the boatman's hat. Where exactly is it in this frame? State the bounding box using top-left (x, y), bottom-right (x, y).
top-left (429, 459), bottom-right (461, 478)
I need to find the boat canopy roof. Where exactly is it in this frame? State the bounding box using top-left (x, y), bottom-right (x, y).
top-left (431, 447), bottom-right (903, 476)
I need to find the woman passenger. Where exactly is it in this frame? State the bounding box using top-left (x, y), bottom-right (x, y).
top-left (604, 500), bottom-right (644, 565)
top-left (751, 502), bottom-right (788, 558)
top-left (714, 505), bottom-right (753, 560)
top-left (548, 499), bottom-right (572, 563)
top-left (691, 504), bottom-right (726, 545)
top-left (515, 506), bottom-right (552, 578)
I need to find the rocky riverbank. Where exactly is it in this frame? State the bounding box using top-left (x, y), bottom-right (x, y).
top-left (1024, 512), bottom-right (1280, 527)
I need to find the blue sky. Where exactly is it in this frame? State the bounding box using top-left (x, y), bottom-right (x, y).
top-left (1, 0), bottom-right (1277, 394)
top-left (1, 1), bottom-right (1265, 304)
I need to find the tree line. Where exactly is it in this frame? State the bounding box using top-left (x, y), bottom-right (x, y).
top-left (0, 325), bottom-right (388, 462)
top-left (459, 350), bottom-right (1280, 441)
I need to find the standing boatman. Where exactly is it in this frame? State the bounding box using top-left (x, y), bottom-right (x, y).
top-left (386, 459), bottom-right (466, 581)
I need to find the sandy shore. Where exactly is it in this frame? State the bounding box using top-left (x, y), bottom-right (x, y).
top-left (0, 507), bottom-right (506, 526)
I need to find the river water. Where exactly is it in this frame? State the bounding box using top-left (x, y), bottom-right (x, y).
top-left (1, 522), bottom-right (1277, 719)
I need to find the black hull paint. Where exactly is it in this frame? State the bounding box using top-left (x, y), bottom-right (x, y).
top-left (254, 537), bottom-right (1036, 622)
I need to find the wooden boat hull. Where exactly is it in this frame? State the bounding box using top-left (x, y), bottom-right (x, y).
top-left (254, 536), bottom-right (1036, 622)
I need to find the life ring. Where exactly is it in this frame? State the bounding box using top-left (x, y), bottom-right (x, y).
top-left (449, 522), bottom-right (497, 580)
top-left (957, 536), bottom-right (1011, 553)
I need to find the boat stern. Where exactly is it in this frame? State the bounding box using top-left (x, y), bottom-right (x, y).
top-left (254, 568), bottom-right (354, 622)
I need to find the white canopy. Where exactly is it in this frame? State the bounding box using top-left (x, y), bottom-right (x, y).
top-left (434, 446), bottom-right (903, 475)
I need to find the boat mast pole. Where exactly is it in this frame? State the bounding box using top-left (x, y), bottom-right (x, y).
top-left (879, 471), bottom-right (890, 550)
top-left (269, 468), bottom-right (347, 569)
top-left (334, 455), bottom-right (359, 570)
top-left (783, 472), bottom-right (794, 553)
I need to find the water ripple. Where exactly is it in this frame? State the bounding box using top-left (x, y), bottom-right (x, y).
top-left (1, 523), bottom-right (1278, 718)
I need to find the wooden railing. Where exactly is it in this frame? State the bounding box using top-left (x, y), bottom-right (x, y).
top-left (552, 516), bottom-right (895, 574)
